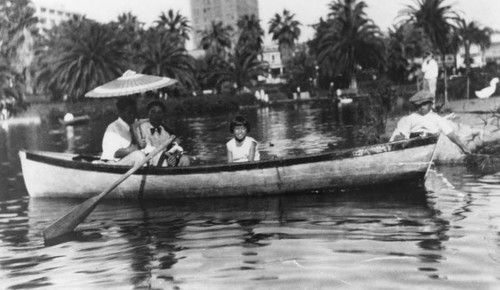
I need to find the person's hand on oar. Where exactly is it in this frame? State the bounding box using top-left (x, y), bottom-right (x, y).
top-left (43, 135), bottom-right (176, 243)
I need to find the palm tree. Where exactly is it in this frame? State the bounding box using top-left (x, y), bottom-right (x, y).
top-left (453, 18), bottom-right (492, 99)
top-left (213, 50), bottom-right (265, 93)
top-left (199, 21), bottom-right (233, 58)
top-left (386, 23), bottom-right (432, 84)
top-left (316, 0), bottom-right (385, 89)
top-left (0, 56), bottom-right (22, 102)
top-left (155, 9), bottom-right (191, 46)
top-left (399, 0), bottom-right (458, 104)
top-left (111, 12), bottom-right (144, 62)
top-left (138, 29), bottom-right (196, 90)
top-left (35, 19), bottom-right (128, 101)
top-left (455, 18), bottom-right (492, 76)
top-left (236, 14), bottom-right (264, 55)
top-left (284, 48), bottom-right (317, 92)
top-left (0, 0), bottom-right (38, 96)
top-left (268, 9), bottom-right (301, 62)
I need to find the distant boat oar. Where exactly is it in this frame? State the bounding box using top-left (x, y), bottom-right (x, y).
top-left (43, 135), bottom-right (176, 242)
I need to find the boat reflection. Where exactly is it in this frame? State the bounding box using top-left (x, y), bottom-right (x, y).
top-left (0, 188), bottom-right (453, 288)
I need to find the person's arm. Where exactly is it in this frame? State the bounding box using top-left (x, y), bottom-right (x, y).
top-left (435, 115), bottom-right (471, 155)
top-left (114, 144), bottom-right (140, 159)
top-left (421, 59), bottom-right (428, 73)
top-left (248, 142), bottom-right (257, 161)
top-left (390, 116), bottom-right (411, 141)
top-left (102, 129), bottom-right (137, 160)
top-left (226, 142), bottom-right (233, 163)
top-left (446, 132), bottom-right (471, 155)
top-left (131, 121), bottom-right (146, 150)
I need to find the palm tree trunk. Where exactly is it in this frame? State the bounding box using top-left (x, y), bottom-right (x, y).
top-left (442, 54), bottom-right (448, 105)
top-left (466, 76), bottom-right (470, 99)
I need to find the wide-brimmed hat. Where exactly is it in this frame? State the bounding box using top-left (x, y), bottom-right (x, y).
top-left (409, 90), bottom-right (434, 105)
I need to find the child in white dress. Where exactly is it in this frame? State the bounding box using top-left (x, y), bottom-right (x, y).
top-left (226, 116), bottom-right (260, 163)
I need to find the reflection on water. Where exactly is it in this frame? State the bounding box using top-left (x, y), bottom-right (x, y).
top-left (1, 103), bottom-right (500, 289)
top-left (0, 190), bottom-right (439, 289)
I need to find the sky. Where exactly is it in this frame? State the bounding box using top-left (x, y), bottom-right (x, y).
top-left (32, 0), bottom-right (500, 49)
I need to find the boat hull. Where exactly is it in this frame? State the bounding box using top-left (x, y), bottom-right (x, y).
top-left (19, 136), bottom-right (438, 199)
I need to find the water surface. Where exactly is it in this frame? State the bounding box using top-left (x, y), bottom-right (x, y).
top-left (1, 102), bottom-right (499, 289)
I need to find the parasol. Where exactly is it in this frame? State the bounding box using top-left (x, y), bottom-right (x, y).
top-left (85, 70), bottom-right (177, 98)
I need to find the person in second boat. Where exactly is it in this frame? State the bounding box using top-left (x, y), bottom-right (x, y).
top-left (226, 115), bottom-right (260, 163)
top-left (137, 100), bottom-right (190, 167)
top-left (390, 90), bottom-right (471, 155)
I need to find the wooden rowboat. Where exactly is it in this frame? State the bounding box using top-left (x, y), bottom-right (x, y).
top-left (19, 136), bottom-right (438, 199)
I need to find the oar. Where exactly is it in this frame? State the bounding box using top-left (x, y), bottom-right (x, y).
top-left (424, 135), bottom-right (440, 179)
top-left (43, 135), bottom-right (176, 242)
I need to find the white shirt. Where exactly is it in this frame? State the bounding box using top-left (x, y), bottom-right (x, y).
top-left (422, 58), bottom-right (438, 79)
top-left (390, 111), bottom-right (453, 141)
top-left (137, 120), bottom-right (174, 166)
top-left (101, 117), bottom-right (132, 161)
top-left (226, 136), bottom-right (260, 162)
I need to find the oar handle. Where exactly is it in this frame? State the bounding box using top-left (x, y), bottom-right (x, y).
top-left (43, 135), bottom-right (176, 242)
top-left (94, 135), bottom-right (176, 203)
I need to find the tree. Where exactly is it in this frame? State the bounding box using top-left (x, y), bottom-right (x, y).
top-left (0, 0), bottom-right (38, 96)
top-left (155, 9), bottom-right (191, 46)
top-left (236, 14), bottom-right (264, 55)
top-left (138, 29), bottom-right (196, 90)
top-left (199, 21), bottom-right (233, 58)
top-left (35, 19), bottom-right (128, 101)
top-left (316, 0), bottom-right (385, 89)
top-left (0, 56), bottom-right (23, 102)
top-left (110, 12), bottom-right (145, 64)
top-left (399, 0), bottom-right (458, 104)
top-left (213, 50), bottom-right (265, 93)
top-left (268, 9), bottom-right (301, 62)
top-left (455, 18), bottom-right (492, 76)
top-left (283, 48), bottom-right (317, 92)
top-left (385, 23), bottom-right (432, 84)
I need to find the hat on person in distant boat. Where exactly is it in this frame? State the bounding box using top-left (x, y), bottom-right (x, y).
top-left (409, 90), bottom-right (434, 105)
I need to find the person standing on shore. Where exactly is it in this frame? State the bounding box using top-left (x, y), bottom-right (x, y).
top-left (421, 51), bottom-right (439, 99)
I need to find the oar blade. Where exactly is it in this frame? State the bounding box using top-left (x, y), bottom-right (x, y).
top-left (42, 135), bottom-right (176, 243)
top-left (43, 196), bottom-right (100, 241)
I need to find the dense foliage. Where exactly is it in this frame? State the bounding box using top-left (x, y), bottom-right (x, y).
top-left (0, 0), bottom-right (495, 116)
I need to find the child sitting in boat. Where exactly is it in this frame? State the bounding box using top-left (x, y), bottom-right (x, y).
top-left (226, 115), bottom-right (260, 163)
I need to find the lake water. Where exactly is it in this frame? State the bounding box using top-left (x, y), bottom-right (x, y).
top-left (1, 102), bottom-right (500, 289)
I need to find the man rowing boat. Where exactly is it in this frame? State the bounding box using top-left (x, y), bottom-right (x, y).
top-left (390, 90), bottom-right (471, 155)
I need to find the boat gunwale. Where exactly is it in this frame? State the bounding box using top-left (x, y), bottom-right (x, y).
top-left (21, 136), bottom-right (438, 175)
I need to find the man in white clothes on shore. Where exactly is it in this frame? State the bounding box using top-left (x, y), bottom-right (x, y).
top-left (421, 51), bottom-right (439, 99)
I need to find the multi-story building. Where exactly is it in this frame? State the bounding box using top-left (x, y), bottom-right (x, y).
top-left (485, 33), bottom-right (500, 65)
top-left (190, 0), bottom-right (259, 49)
top-left (33, 2), bottom-right (82, 32)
